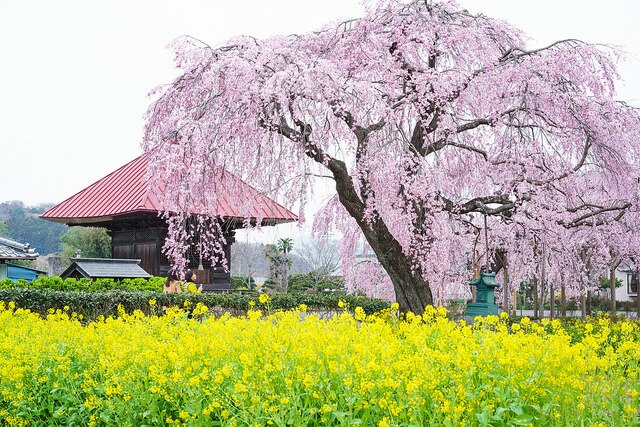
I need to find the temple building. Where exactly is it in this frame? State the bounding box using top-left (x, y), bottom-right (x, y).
top-left (42, 155), bottom-right (296, 289)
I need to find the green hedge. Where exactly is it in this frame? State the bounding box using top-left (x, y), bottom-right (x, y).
top-left (0, 288), bottom-right (390, 320)
top-left (230, 275), bottom-right (256, 290)
top-left (0, 276), bottom-right (165, 292)
top-left (287, 272), bottom-right (345, 293)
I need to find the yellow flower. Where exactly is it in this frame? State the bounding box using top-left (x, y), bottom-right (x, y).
top-left (259, 293), bottom-right (270, 304)
top-left (193, 302), bottom-right (208, 316)
top-left (247, 309), bottom-right (262, 320)
top-left (148, 299), bottom-right (156, 307)
top-left (303, 374), bottom-right (314, 389)
top-left (1, 292), bottom-right (638, 426)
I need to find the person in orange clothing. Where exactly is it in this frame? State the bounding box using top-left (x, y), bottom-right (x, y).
top-left (164, 269), bottom-right (182, 293)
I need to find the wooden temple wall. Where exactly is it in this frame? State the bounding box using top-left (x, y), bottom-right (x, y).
top-left (107, 219), bottom-right (234, 288)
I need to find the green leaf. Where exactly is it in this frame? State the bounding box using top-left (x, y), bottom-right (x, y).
top-left (476, 410), bottom-right (491, 425)
top-left (512, 414), bottom-right (534, 425)
top-left (510, 403), bottom-right (524, 415)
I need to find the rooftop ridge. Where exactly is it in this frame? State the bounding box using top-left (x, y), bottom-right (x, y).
top-left (71, 258), bottom-right (142, 263)
top-left (0, 237), bottom-right (31, 252)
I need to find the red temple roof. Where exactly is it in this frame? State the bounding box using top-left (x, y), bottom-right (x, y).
top-left (42, 155), bottom-right (298, 225)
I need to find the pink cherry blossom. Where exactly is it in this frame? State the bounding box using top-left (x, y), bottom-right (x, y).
top-left (144, 0), bottom-right (640, 313)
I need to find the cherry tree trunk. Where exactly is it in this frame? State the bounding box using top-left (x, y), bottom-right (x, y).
top-left (502, 263), bottom-right (509, 314)
top-left (609, 266), bottom-right (617, 313)
top-left (533, 278), bottom-right (539, 319)
top-left (364, 228), bottom-right (433, 314)
top-left (539, 281), bottom-right (545, 320)
top-left (550, 285), bottom-right (555, 321)
top-left (561, 284), bottom-right (567, 317)
top-left (331, 163), bottom-right (433, 314)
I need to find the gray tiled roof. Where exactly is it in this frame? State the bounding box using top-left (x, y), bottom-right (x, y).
top-left (0, 237), bottom-right (39, 260)
top-left (61, 258), bottom-right (151, 279)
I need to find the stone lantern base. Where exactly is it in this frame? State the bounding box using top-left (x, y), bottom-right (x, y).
top-left (465, 301), bottom-right (499, 318)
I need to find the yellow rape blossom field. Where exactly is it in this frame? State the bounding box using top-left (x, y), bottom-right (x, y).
top-left (0, 300), bottom-right (639, 426)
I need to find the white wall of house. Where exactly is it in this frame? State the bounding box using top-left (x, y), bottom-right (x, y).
top-left (615, 267), bottom-right (637, 302)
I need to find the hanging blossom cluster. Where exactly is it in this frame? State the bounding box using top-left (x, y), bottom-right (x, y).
top-left (144, 0), bottom-right (640, 308)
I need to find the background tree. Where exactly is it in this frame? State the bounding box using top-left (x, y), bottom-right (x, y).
top-left (0, 201), bottom-right (68, 255)
top-left (144, 0), bottom-right (640, 313)
top-left (231, 241), bottom-right (265, 284)
top-left (263, 241), bottom-right (293, 292)
top-left (277, 237), bottom-right (293, 290)
top-left (230, 275), bottom-right (256, 290)
top-left (287, 272), bottom-right (345, 294)
top-left (295, 237), bottom-right (341, 279)
top-left (60, 227), bottom-right (111, 261)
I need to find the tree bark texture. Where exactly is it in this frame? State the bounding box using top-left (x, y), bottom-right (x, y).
top-left (533, 277), bottom-right (539, 319)
top-left (502, 262), bottom-right (509, 314)
top-left (540, 282), bottom-right (545, 319)
top-left (610, 266), bottom-right (617, 313)
top-left (330, 159), bottom-right (433, 313)
top-left (550, 285), bottom-right (555, 321)
top-left (540, 242), bottom-right (546, 319)
top-left (609, 258), bottom-right (620, 314)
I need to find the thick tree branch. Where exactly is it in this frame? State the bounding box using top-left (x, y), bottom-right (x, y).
top-left (259, 111), bottom-right (368, 222)
top-left (567, 203), bottom-right (632, 228)
top-left (499, 39), bottom-right (583, 63)
top-left (440, 194), bottom-right (516, 216)
top-left (526, 136), bottom-right (593, 185)
top-left (419, 108), bottom-right (520, 158)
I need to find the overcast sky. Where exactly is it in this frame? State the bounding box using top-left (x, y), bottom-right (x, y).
top-left (1, 0), bottom-right (639, 241)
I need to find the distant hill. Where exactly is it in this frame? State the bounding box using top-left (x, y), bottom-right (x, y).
top-left (0, 201), bottom-right (68, 255)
